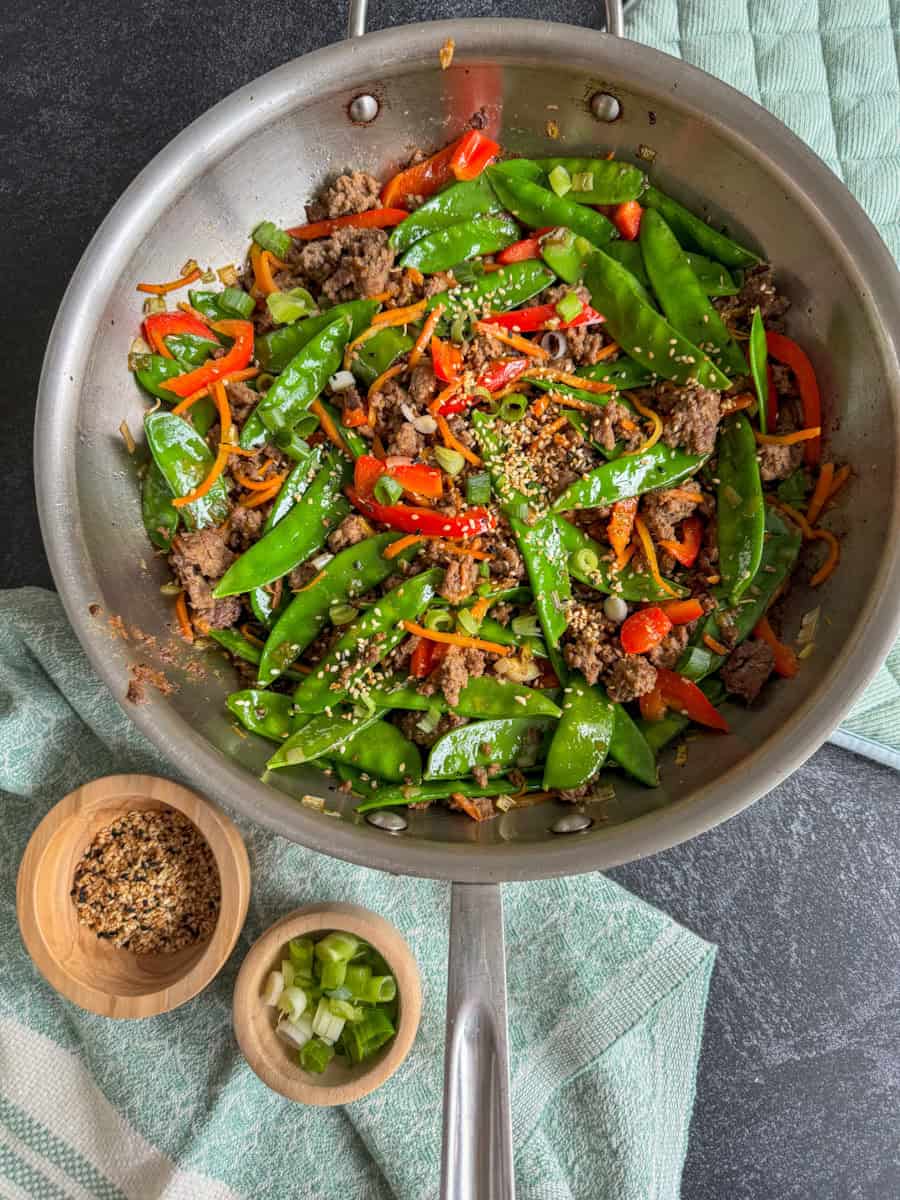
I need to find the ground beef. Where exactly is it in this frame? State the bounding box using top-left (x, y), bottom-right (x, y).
top-left (640, 487), bottom-right (702, 542)
top-left (714, 265), bottom-right (790, 330)
top-left (439, 557), bottom-right (480, 604)
top-left (169, 530), bottom-right (241, 629)
top-left (306, 171), bottom-right (381, 222)
top-left (562, 602), bottom-right (621, 685)
top-left (771, 363), bottom-right (798, 398)
top-left (589, 397), bottom-right (640, 452)
top-left (721, 640), bottom-right (775, 702)
top-left (327, 514), bottom-right (373, 553)
top-left (408, 363), bottom-right (438, 407)
top-left (293, 226), bottom-right (394, 302)
top-left (431, 645), bottom-right (487, 708)
top-left (465, 333), bottom-right (512, 373)
top-left (558, 782), bottom-right (593, 802)
top-left (758, 441), bottom-right (803, 482)
top-left (423, 271), bottom-right (456, 299)
top-left (647, 624), bottom-right (691, 670)
top-left (336, 385), bottom-right (367, 427)
top-left (394, 710), bottom-right (466, 748)
top-left (287, 561), bottom-right (319, 591)
top-left (448, 794), bottom-right (496, 821)
top-left (226, 380), bottom-right (261, 425)
top-left (565, 326), bottom-right (607, 366)
top-left (447, 414), bottom-right (477, 449)
top-left (696, 517), bottom-right (719, 575)
top-left (606, 654), bottom-right (658, 703)
top-left (479, 526), bottom-right (526, 587)
top-left (654, 381), bottom-right (722, 455)
top-left (388, 421), bottom-right (424, 458)
top-left (228, 506), bottom-right (264, 552)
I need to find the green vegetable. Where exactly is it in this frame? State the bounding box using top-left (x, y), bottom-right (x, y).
top-left (141, 462), bottom-right (179, 550)
top-left (487, 169), bottom-right (617, 248)
top-left (550, 443), bottom-right (708, 514)
top-left (252, 220), bottom-right (293, 259)
top-left (555, 291), bottom-right (583, 323)
top-left (716, 414), bottom-right (765, 603)
top-left (373, 474), bottom-right (404, 505)
top-left (399, 215), bottom-right (520, 273)
top-left (249, 448), bottom-right (320, 627)
top-left (466, 472), bottom-right (491, 504)
top-left (777, 468), bottom-right (812, 507)
top-left (188, 287), bottom-right (255, 320)
top-left (299, 1037), bottom-right (334, 1074)
top-left (541, 229), bottom-right (589, 284)
top-left (256, 300), bottom-right (379, 374)
top-left (389, 175), bottom-right (502, 253)
top-left (426, 260), bottom-right (555, 330)
top-left (748, 306), bottom-right (769, 434)
top-left (349, 326), bottom-right (414, 388)
top-left (226, 689), bottom-right (307, 742)
top-left (683, 253), bottom-right (739, 297)
top-left (267, 707), bottom-right (383, 769)
top-left (608, 704), bottom-right (659, 787)
top-left (164, 332), bottom-right (219, 370)
top-left (266, 287), bottom-right (317, 325)
top-left (577, 358), bottom-right (656, 391)
top-left (212, 631), bottom-right (305, 681)
top-left (543, 682), bottom-right (615, 790)
top-left (555, 516), bottom-right (687, 600)
top-left (355, 773), bottom-right (543, 813)
top-left (642, 186), bottom-right (761, 269)
top-left (425, 717), bottom-right (555, 779)
top-left (144, 411), bottom-right (230, 531)
top-left (548, 164), bottom-right (572, 196)
top-left (434, 445), bottom-right (465, 476)
top-left (367, 675), bottom-right (561, 721)
top-left (533, 157), bottom-right (645, 204)
top-left (343, 1009), bottom-right (396, 1064)
top-left (327, 718), bottom-right (422, 784)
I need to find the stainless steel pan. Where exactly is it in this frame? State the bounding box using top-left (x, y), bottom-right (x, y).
top-left (35, 1), bottom-right (900, 1194)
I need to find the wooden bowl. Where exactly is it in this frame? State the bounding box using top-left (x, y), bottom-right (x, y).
top-left (17, 774), bottom-right (250, 1019)
top-left (233, 903), bottom-right (422, 1105)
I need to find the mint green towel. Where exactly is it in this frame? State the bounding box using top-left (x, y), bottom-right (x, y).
top-left (1, 589), bottom-right (714, 1198)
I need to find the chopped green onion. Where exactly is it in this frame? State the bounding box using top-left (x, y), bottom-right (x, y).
top-left (434, 445), bottom-right (465, 476)
top-left (344, 964), bottom-right (372, 999)
top-left (572, 547), bottom-right (599, 575)
top-left (425, 608), bottom-right (454, 632)
top-left (275, 430), bottom-right (313, 461)
top-left (342, 1008), bottom-right (396, 1065)
top-left (281, 959), bottom-right (295, 988)
top-left (329, 602), bottom-right (357, 625)
top-left (511, 614), bottom-right (541, 638)
top-left (498, 394), bottom-right (528, 423)
top-left (451, 260), bottom-right (484, 285)
top-left (319, 959), bottom-right (347, 991)
top-left (362, 975), bottom-right (397, 1004)
top-left (220, 286), bottom-right (256, 318)
top-left (262, 971), bottom-right (284, 1006)
top-left (315, 931), bottom-right (360, 963)
top-left (252, 220), bottom-right (293, 260)
top-left (311, 996), bottom-right (346, 1044)
top-left (299, 1036), bottom-right (335, 1074)
top-left (374, 474), bottom-right (404, 505)
top-left (277, 985), bottom-right (308, 1022)
top-left (478, 561), bottom-right (491, 579)
top-left (256, 372), bottom-right (276, 392)
top-left (508, 499), bottom-right (532, 522)
top-left (449, 314), bottom-right (467, 344)
top-left (142, 295), bottom-right (167, 315)
top-left (289, 936), bottom-right (315, 973)
top-left (266, 287), bottom-right (317, 325)
top-left (328, 998), bottom-right (365, 1022)
top-left (571, 171), bottom-right (594, 192)
top-left (457, 608), bottom-right (482, 636)
top-left (573, 235), bottom-right (593, 257)
top-left (548, 164), bottom-right (572, 197)
top-left (277, 1014), bottom-right (314, 1049)
top-left (466, 471), bottom-right (492, 504)
top-left (555, 291), bottom-right (584, 323)
top-left (416, 708), bottom-right (442, 735)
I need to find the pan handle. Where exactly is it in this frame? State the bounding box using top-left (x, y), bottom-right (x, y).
top-left (440, 881), bottom-right (515, 1200)
top-left (347, 0), bottom-right (625, 39)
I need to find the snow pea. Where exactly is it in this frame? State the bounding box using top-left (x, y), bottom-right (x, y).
top-left (608, 704), bottom-right (658, 787)
top-left (164, 332), bottom-right (219, 370)
top-left (678, 506), bottom-right (801, 679)
top-left (267, 707), bottom-right (383, 768)
top-left (187, 288), bottom-right (255, 322)
top-left (210, 628), bottom-right (306, 681)
top-left (604, 240), bottom-right (652, 288)
top-left (529, 380), bottom-right (633, 460)
top-left (141, 461), bottom-right (179, 550)
top-left (540, 230), bottom-right (588, 284)
top-left (556, 516), bottom-right (688, 600)
top-left (543, 681), bottom-right (615, 790)
top-left (550, 443), bottom-right (707, 514)
top-left (684, 253), bottom-right (739, 297)
top-left (748, 307), bottom-right (768, 433)
top-left (355, 773), bottom-right (544, 814)
top-left (583, 248), bottom-right (732, 390)
top-left (577, 358), bottom-right (656, 391)
top-left (638, 680), bottom-right (726, 752)
top-left (399, 215), bottom-right (520, 274)
top-left (255, 300), bottom-right (379, 374)
top-left (242, 315), bottom-right (352, 448)
top-left (366, 676), bottom-right (562, 719)
top-left (350, 326), bottom-right (414, 388)
top-left (134, 354), bottom-right (218, 435)
top-left (227, 689), bottom-right (307, 742)
top-left (324, 719), bottom-right (422, 784)
top-left (426, 260), bottom-right (555, 327)
top-left (214, 449), bottom-right (350, 596)
top-left (257, 532), bottom-right (413, 685)
top-left (425, 717), bottom-right (555, 780)
top-left (642, 186), bottom-right (761, 270)
top-left (249, 448), bottom-right (321, 626)
top-left (292, 568), bottom-right (443, 712)
top-left (532, 157), bottom-right (645, 204)
top-left (144, 411), bottom-right (230, 531)
top-left (639, 210), bottom-right (746, 377)
top-left (319, 399), bottom-right (368, 459)
top-left (716, 414), bottom-right (765, 603)
top-left (487, 168), bottom-right (618, 247)
top-left (472, 410), bottom-right (572, 648)
top-left (390, 176), bottom-right (502, 253)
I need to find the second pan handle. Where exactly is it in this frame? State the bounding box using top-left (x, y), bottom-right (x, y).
top-left (347, 0), bottom-right (626, 39)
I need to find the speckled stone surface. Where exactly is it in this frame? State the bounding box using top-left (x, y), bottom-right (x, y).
top-left (5, 2), bottom-right (899, 1195)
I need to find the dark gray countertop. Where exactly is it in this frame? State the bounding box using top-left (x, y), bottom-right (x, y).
top-left (5, 2), bottom-right (898, 1195)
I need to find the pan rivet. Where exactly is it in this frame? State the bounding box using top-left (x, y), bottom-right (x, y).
top-left (365, 809), bottom-right (407, 833)
top-left (590, 92), bottom-right (621, 122)
top-left (349, 94), bottom-right (379, 124)
top-left (550, 812), bottom-right (594, 835)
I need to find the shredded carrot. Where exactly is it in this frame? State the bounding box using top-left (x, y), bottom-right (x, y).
top-left (138, 266), bottom-right (202, 295)
top-left (754, 426), bottom-right (821, 446)
top-left (343, 325), bottom-right (382, 370)
top-left (405, 266), bottom-right (425, 287)
top-left (234, 469), bottom-right (286, 492)
top-left (367, 362), bottom-right (407, 400)
top-left (633, 515), bottom-right (680, 597)
top-left (469, 596), bottom-right (492, 622)
top-left (310, 397), bottom-right (348, 455)
top-left (177, 301), bottom-right (213, 324)
top-left (769, 498), bottom-right (814, 539)
top-left (171, 367), bottom-right (260, 415)
top-left (705, 574), bottom-right (721, 585)
top-left (240, 483), bottom-right (282, 508)
top-left (605, 149), bottom-right (615, 160)
top-left (450, 794), bottom-right (494, 821)
top-left (593, 341), bottom-right (620, 362)
top-left (523, 368), bottom-right (616, 395)
top-left (227, 444), bottom-right (262, 458)
top-left (492, 382), bottom-right (532, 402)
top-left (474, 321), bottom-right (549, 360)
top-left (608, 497), bottom-right (638, 569)
top-left (367, 290), bottom-right (393, 303)
top-left (384, 534), bottom-right (424, 559)
top-left (721, 391), bottom-right (756, 415)
top-left (753, 615), bottom-right (799, 678)
top-left (827, 463), bottom-right (851, 501)
top-left (172, 383), bottom-right (232, 507)
top-left (664, 488), bottom-right (705, 504)
top-left (809, 528), bottom-right (840, 586)
top-left (530, 393), bottom-right (550, 419)
top-left (703, 633), bottom-right (729, 656)
top-left (409, 305), bottom-right (444, 368)
top-left (435, 412), bottom-right (481, 466)
top-left (295, 570), bottom-right (326, 593)
top-left (429, 379), bottom-right (463, 415)
top-left (624, 393), bottom-right (663, 455)
top-left (482, 263), bottom-right (505, 273)
top-left (401, 620), bottom-right (512, 656)
top-left (174, 593), bottom-right (193, 642)
top-left (250, 245), bottom-right (280, 296)
top-left (433, 541), bottom-right (492, 561)
top-left (805, 461), bottom-right (835, 526)
top-left (372, 300), bottom-right (428, 327)
top-left (528, 415), bottom-right (569, 454)
top-left (544, 390), bottom-right (601, 414)
top-left (240, 624), bottom-right (266, 647)
top-left (619, 542), bottom-right (637, 568)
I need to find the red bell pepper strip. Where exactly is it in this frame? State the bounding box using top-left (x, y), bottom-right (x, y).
top-left (410, 638), bottom-right (435, 678)
top-left (286, 208), bottom-right (408, 239)
top-left (620, 607), bottom-right (673, 654)
top-left (431, 335), bottom-right (464, 383)
top-left (347, 486), bottom-right (495, 538)
top-left (437, 357), bottom-right (530, 415)
top-left (478, 303), bottom-right (604, 333)
top-left (143, 311), bottom-right (213, 359)
top-left (449, 130), bottom-right (500, 181)
top-left (611, 201), bottom-right (643, 241)
top-left (382, 132), bottom-right (499, 209)
top-left (765, 331), bottom-right (821, 465)
top-left (354, 454), bottom-right (444, 500)
top-left (659, 598), bottom-right (705, 625)
top-left (159, 319), bottom-right (254, 400)
top-left (496, 228), bottom-right (555, 264)
top-left (655, 668), bottom-right (730, 732)
top-left (658, 515), bottom-right (703, 568)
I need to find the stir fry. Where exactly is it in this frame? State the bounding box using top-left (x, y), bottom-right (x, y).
top-left (128, 129), bottom-right (848, 818)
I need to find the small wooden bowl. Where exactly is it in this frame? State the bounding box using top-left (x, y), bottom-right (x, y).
top-left (233, 903), bottom-right (422, 1105)
top-left (17, 774), bottom-right (250, 1019)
